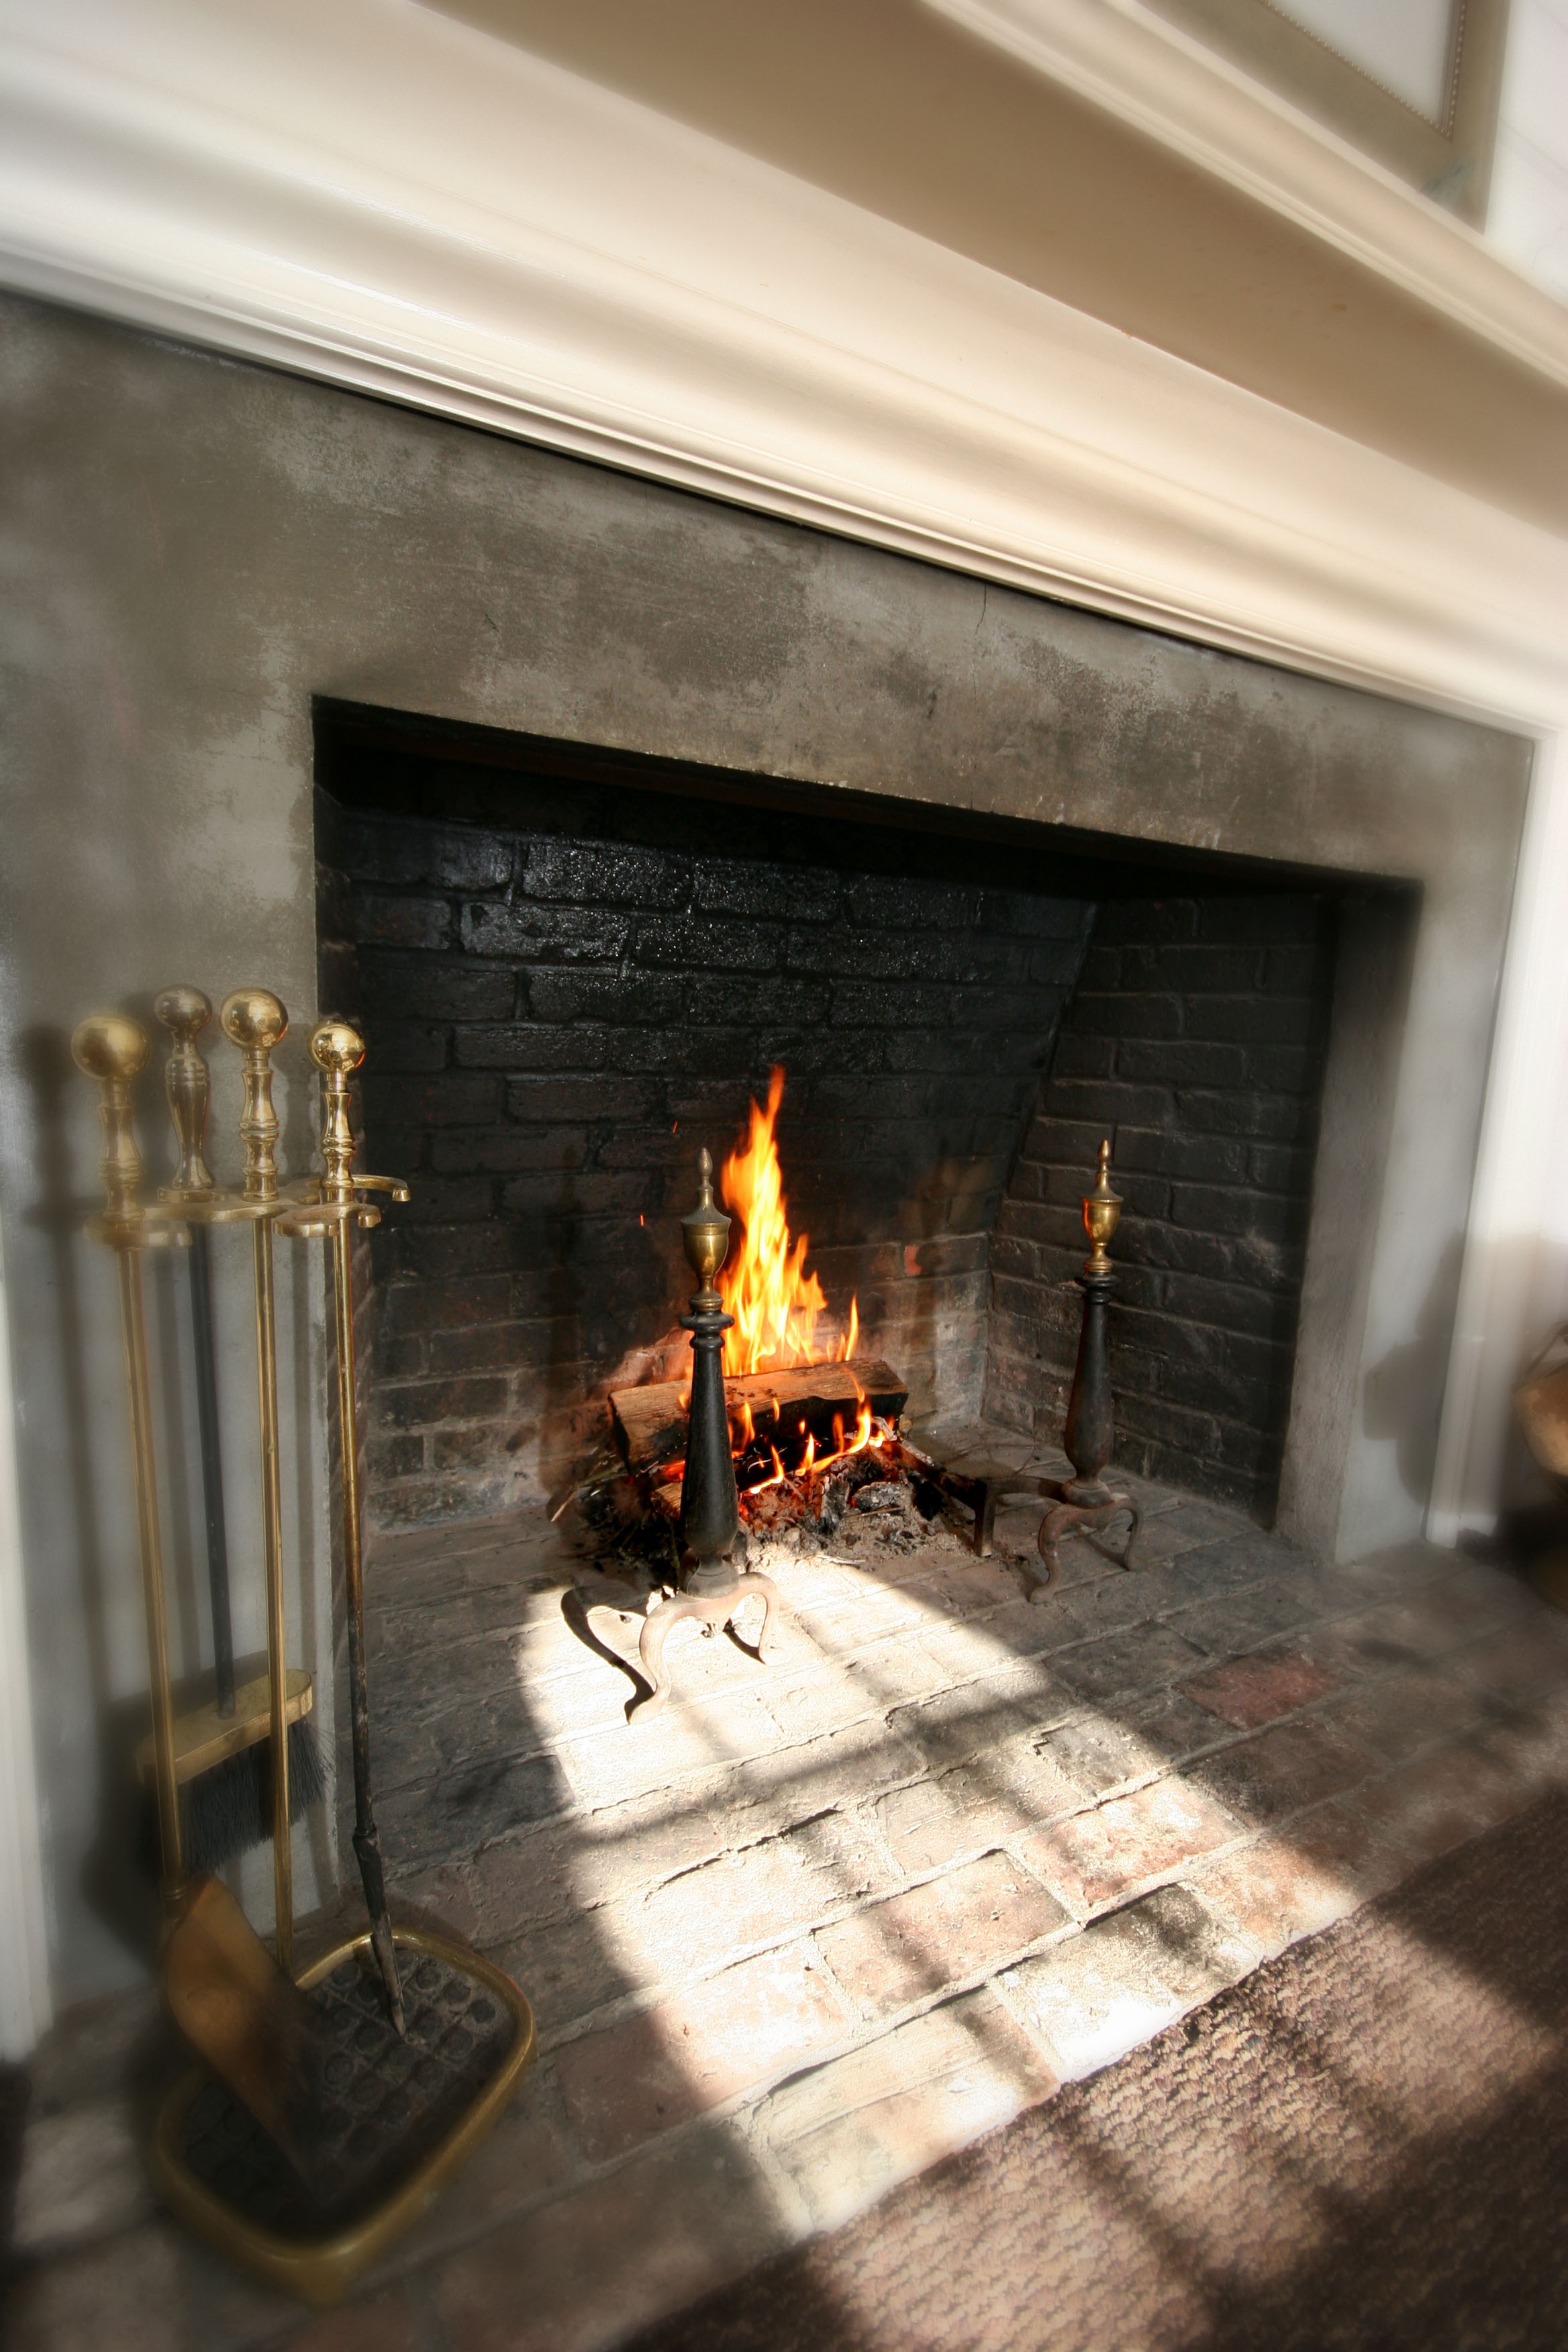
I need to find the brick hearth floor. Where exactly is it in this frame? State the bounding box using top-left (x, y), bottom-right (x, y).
top-left (13, 1428), bottom-right (1568, 2352)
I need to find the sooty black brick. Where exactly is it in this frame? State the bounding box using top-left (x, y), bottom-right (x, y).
top-left (985, 891), bottom-right (1335, 1521)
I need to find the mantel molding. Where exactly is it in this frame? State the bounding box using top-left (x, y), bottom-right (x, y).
top-left (0, 0), bottom-right (1563, 734)
top-left (937, 0), bottom-right (1568, 391)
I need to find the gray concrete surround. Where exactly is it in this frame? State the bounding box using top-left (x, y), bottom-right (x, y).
top-left (0, 293), bottom-right (1528, 2004)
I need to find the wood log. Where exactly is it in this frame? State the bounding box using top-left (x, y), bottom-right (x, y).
top-left (609, 1358), bottom-right (909, 1475)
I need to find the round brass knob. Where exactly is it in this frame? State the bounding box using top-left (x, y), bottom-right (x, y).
top-left (153, 984), bottom-right (213, 1042)
top-left (219, 987), bottom-right (288, 1051)
top-left (71, 1013), bottom-right (150, 1083)
top-left (309, 1018), bottom-right (366, 1077)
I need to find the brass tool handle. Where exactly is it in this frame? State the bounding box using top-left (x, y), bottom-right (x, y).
top-left (72, 1015), bottom-right (186, 1907)
top-left (219, 987), bottom-right (294, 1973)
top-left (75, 1012), bottom-right (150, 1243)
top-left (154, 985), bottom-right (219, 1199)
top-left (222, 986), bottom-right (285, 1206)
top-left (313, 1017), bottom-right (360, 1205)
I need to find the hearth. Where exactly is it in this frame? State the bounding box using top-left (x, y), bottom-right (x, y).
top-left (315, 703), bottom-right (1345, 1542)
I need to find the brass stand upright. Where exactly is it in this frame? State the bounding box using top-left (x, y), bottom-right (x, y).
top-left (77, 997), bottom-right (535, 2307)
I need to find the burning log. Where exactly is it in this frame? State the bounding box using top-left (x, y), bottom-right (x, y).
top-left (609, 1358), bottom-right (909, 1479)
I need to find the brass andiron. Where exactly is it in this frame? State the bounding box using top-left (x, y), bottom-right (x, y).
top-left (1022, 1139), bottom-right (1141, 1600)
top-left (279, 1018), bottom-right (409, 2036)
top-left (630, 1149), bottom-right (779, 1716)
top-left (679, 1150), bottom-right (744, 1596)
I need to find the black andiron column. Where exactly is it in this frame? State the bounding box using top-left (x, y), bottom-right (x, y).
top-left (634, 1149), bottom-right (781, 1716)
top-left (1024, 1140), bottom-right (1141, 1604)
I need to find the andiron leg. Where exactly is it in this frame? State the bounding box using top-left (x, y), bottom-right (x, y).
top-left (634, 1573), bottom-right (779, 1718)
top-left (1026, 1485), bottom-right (1141, 1603)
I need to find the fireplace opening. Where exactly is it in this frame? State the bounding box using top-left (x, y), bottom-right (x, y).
top-left (315, 703), bottom-right (1372, 1536)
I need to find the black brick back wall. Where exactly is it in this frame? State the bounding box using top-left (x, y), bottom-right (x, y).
top-left (984, 895), bottom-right (1336, 1520)
top-left (316, 771), bottom-right (1093, 1526)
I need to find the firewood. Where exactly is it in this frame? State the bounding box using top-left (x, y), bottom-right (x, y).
top-left (609, 1359), bottom-right (909, 1475)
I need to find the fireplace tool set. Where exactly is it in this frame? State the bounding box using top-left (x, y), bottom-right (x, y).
top-left (72, 991), bottom-right (533, 2306)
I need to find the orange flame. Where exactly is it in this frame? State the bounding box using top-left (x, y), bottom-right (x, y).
top-left (719, 1067), bottom-right (856, 1375)
top-left (812, 1402), bottom-right (881, 1473)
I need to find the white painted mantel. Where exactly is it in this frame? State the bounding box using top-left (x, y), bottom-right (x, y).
top-left (1, 0), bottom-right (1566, 2039)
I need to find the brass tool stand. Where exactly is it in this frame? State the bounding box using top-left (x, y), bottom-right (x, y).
top-left (1020, 1141), bottom-right (1140, 1603)
top-left (72, 1018), bottom-right (331, 2188)
top-left (148, 1001), bottom-right (535, 2306)
top-left (75, 992), bottom-right (536, 2306)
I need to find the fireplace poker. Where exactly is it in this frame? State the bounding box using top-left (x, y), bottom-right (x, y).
top-left (280, 1018), bottom-right (407, 2035)
top-left (72, 1014), bottom-right (329, 2186)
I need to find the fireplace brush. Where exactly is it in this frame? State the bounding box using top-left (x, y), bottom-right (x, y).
top-left (133, 987), bottom-right (324, 1877)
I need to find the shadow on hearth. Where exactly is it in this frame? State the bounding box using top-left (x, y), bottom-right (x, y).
top-left (621, 1788), bottom-right (1568, 2352)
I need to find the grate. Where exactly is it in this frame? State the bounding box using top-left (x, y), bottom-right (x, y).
top-left (178, 1945), bottom-right (516, 2237)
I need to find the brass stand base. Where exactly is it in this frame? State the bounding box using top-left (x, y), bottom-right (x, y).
top-left (636, 1572), bottom-right (780, 1716)
top-left (149, 1924), bottom-right (534, 2310)
top-left (1025, 1481), bottom-right (1141, 1604)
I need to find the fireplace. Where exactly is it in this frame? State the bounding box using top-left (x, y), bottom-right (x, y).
top-left (0, 292), bottom-right (1532, 2012)
top-left (315, 704), bottom-right (1347, 1536)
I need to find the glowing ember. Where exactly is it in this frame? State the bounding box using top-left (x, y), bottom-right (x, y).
top-left (718, 1067), bottom-right (857, 1376)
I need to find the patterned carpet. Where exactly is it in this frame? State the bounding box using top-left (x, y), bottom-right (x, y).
top-left (631, 1792), bottom-right (1568, 2351)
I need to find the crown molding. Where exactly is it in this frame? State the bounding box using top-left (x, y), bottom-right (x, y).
top-left (936, 0), bottom-right (1568, 391)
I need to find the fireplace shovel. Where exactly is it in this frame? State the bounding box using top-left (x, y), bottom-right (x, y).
top-left (73, 1014), bottom-right (330, 2189)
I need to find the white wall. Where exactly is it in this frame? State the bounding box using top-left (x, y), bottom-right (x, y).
top-left (0, 1202), bottom-right (52, 2057)
top-left (1489, 0), bottom-right (1568, 299)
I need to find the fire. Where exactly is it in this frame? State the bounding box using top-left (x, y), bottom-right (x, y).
top-left (718, 1067), bottom-right (857, 1375)
top-left (734, 1402), bottom-right (891, 1495)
